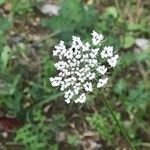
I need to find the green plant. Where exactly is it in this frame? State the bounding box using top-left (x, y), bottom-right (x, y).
top-left (11, 0), bottom-right (33, 15)
top-left (0, 0), bottom-right (6, 4)
top-left (94, 1), bottom-right (150, 49)
top-left (0, 17), bottom-right (10, 47)
top-left (15, 112), bottom-right (65, 150)
top-left (0, 0), bottom-right (150, 149)
top-left (41, 0), bottom-right (97, 40)
top-left (67, 134), bottom-right (79, 146)
top-left (86, 113), bottom-right (113, 144)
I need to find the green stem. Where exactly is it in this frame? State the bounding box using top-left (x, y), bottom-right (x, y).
top-left (38, 30), bottom-right (61, 43)
top-left (135, 142), bottom-right (150, 147)
top-left (102, 98), bottom-right (136, 150)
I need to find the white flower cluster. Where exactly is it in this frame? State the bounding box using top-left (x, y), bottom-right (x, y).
top-left (49, 31), bottom-right (119, 104)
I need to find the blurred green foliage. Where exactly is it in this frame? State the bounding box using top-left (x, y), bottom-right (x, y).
top-left (15, 111), bottom-right (65, 149)
top-left (41, 0), bottom-right (97, 40)
top-left (0, 0), bottom-right (150, 149)
top-left (86, 113), bottom-right (114, 144)
top-left (11, 0), bottom-right (33, 15)
top-left (67, 134), bottom-right (79, 146)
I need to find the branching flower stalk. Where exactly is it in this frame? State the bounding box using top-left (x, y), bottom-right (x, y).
top-left (49, 31), bottom-right (135, 149)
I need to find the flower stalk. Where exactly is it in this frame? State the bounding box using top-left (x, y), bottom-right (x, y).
top-left (102, 98), bottom-right (136, 150)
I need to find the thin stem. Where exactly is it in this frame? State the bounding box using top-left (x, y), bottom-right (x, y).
top-left (38, 30), bottom-right (61, 43)
top-left (102, 98), bottom-right (136, 150)
top-left (135, 142), bottom-right (150, 147)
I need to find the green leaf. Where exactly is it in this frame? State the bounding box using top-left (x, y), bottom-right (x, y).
top-left (47, 0), bottom-right (96, 39)
top-left (1, 45), bottom-right (11, 72)
top-left (127, 84), bottom-right (149, 110)
top-left (48, 0), bottom-right (84, 33)
top-left (119, 51), bottom-right (150, 68)
top-left (123, 35), bottom-right (135, 48)
top-left (0, 17), bottom-right (10, 32)
top-left (104, 7), bottom-right (118, 18)
top-left (67, 135), bottom-right (78, 146)
top-left (113, 79), bottom-right (127, 95)
top-left (127, 23), bottom-right (142, 31)
top-left (86, 113), bottom-right (113, 143)
top-left (0, 0), bottom-right (6, 4)
top-left (9, 75), bottom-right (20, 95)
top-left (11, 0), bottom-right (32, 15)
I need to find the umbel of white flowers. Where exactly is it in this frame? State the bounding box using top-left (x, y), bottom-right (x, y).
top-left (49, 31), bottom-right (119, 104)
